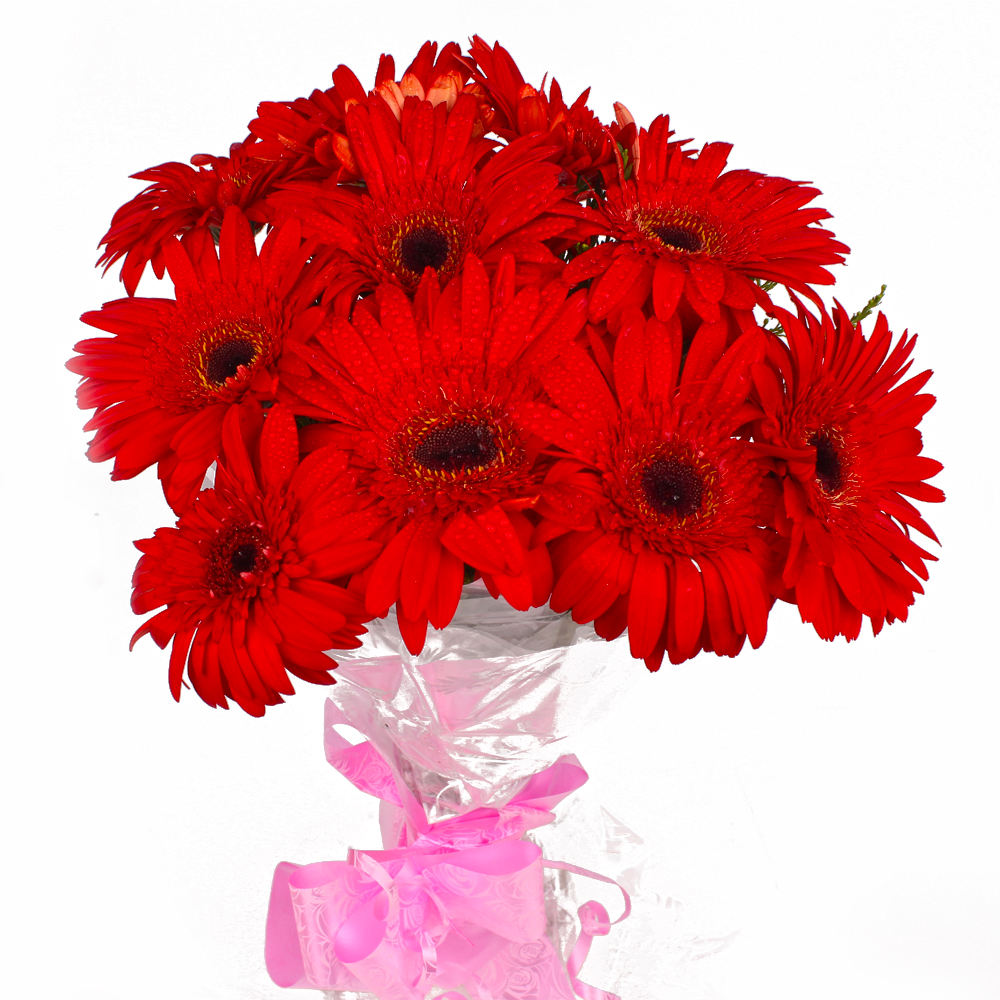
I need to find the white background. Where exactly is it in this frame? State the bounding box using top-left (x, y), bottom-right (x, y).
top-left (3, 1), bottom-right (998, 997)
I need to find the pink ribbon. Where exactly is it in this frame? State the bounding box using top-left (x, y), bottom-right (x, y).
top-left (545, 861), bottom-right (631, 1000)
top-left (264, 699), bottom-right (630, 1000)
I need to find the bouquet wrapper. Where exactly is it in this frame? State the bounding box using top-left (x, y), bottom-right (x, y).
top-left (265, 585), bottom-right (635, 999)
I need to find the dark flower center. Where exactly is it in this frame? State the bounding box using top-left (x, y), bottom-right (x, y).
top-left (206, 339), bottom-right (256, 384)
top-left (230, 543), bottom-right (259, 575)
top-left (413, 422), bottom-right (498, 473)
top-left (399, 227), bottom-right (450, 274)
top-left (810, 432), bottom-right (844, 494)
top-left (641, 458), bottom-right (705, 518)
top-left (205, 523), bottom-right (269, 595)
top-left (654, 226), bottom-right (704, 253)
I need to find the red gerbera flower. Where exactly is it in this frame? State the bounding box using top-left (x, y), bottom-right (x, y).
top-left (131, 403), bottom-right (381, 716)
top-left (279, 256), bottom-right (590, 653)
top-left (518, 307), bottom-right (775, 669)
top-left (248, 41), bottom-right (494, 183)
top-left (464, 36), bottom-right (625, 191)
top-left (97, 137), bottom-right (306, 296)
top-left (270, 86), bottom-right (590, 312)
top-left (365, 40), bottom-right (494, 134)
top-left (752, 301), bottom-right (944, 640)
top-left (564, 121), bottom-right (849, 329)
top-left (70, 208), bottom-right (332, 513)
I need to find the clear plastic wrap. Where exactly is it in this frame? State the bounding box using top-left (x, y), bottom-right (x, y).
top-left (300, 582), bottom-right (736, 999)
top-left (332, 581), bottom-right (631, 813)
top-left (531, 799), bottom-right (741, 1000)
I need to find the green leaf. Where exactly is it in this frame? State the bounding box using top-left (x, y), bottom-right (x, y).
top-left (850, 284), bottom-right (888, 326)
top-left (616, 142), bottom-right (633, 181)
top-left (754, 279), bottom-right (778, 293)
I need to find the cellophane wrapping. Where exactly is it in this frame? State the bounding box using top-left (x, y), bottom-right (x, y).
top-left (321, 583), bottom-right (735, 999)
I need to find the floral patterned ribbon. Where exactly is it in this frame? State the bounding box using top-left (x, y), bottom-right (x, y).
top-left (264, 698), bottom-right (630, 1000)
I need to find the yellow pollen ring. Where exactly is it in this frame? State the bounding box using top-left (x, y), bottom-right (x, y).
top-left (637, 209), bottom-right (717, 256)
top-left (193, 319), bottom-right (269, 392)
top-left (630, 445), bottom-right (720, 526)
top-left (385, 211), bottom-right (465, 285)
top-left (396, 409), bottom-right (512, 488)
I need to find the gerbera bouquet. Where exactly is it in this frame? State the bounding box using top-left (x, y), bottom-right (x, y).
top-left (69, 37), bottom-right (944, 999)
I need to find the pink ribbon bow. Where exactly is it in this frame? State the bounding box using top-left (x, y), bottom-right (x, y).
top-left (265, 700), bottom-right (629, 1000)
